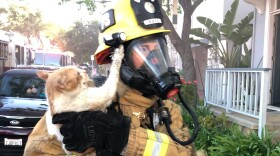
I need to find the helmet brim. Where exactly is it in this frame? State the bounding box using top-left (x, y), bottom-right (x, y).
top-left (94, 29), bottom-right (170, 65)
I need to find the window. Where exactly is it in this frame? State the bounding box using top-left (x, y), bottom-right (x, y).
top-left (34, 52), bottom-right (63, 67)
top-left (0, 41), bottom-right (8, 60)
top-left (0, 74), bottom-right (46, 99)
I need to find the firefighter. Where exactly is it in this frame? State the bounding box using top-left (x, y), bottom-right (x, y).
top-left (24, 0), bottom-right (197, 155)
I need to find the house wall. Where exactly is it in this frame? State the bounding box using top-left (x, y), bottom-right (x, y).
top-left (192, 46), bottom-right (208, 99)
top-left (251, 12), bottom-right (265, 68)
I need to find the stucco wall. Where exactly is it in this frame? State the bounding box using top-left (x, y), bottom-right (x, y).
top-left (251, 12), bottom-right (265, 68)
top-left (192, 46), bottom-right (208, 99)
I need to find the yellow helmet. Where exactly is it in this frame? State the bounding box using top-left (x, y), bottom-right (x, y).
top-left (94, 0), bottom-right (170, 64)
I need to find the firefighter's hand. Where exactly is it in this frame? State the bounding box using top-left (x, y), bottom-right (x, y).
top-left (52, 111), bottom-right (131, 154)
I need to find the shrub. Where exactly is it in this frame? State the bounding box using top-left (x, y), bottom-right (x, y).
top-left (183, 104), bottom-right (231, 154)
top-left (208, 126), bottom-right (280, 156)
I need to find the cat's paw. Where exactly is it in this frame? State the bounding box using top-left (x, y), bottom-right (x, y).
top-left (111, 44), bottom-right (124, 64)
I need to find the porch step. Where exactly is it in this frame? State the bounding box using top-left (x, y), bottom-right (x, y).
top-left (210, 106), bottom-right (259, 129)
top-left (267, 105), bottom-right (280, 111)
top-left (209, 106), bottom-right (280, 131)
top-left (266, 111), bottom-right (280, 123)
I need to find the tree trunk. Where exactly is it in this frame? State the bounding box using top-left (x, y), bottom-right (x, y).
top-left (161, 0), bottom-right (203, 81)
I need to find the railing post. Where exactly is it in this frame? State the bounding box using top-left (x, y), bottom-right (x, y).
top-left (204, 70), bottom-right (209, 107)
top-left (258, 70), bottom-right (270, 138)
top-left (226, 71), bottom-right (231, 113)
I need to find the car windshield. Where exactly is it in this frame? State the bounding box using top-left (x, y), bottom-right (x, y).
top-left (34, 53), bottom-right (62, 67)
top-left (0, 74), bottom-right (46, 99)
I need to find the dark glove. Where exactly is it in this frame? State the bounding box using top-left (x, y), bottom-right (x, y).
top-left (52, 111), bottom-right (131, 155)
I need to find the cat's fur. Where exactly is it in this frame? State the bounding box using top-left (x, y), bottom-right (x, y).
top-left (36, 46), bottom-right (124, 154)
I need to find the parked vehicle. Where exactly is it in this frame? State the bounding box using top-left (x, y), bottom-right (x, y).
top-left (0, 69), bottom-right (48, 155)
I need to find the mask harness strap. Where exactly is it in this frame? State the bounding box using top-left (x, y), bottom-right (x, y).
top-left (157, 91), bottom-right (199, 146)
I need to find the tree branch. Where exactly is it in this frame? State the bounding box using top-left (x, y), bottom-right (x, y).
top-left (190, 0), bottom-right (204, 14)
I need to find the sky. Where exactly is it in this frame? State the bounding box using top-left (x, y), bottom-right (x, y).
top-left (1, 0), bottom-right (103, 29)
top-left (0, 0), bottom-right (107, 49)
top-left (29, 0), bottom-right (95, 28)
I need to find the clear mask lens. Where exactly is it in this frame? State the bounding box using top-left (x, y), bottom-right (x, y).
top-left (128, 36), bottom-right (172, 78)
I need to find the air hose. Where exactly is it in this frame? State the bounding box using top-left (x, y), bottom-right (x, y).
top-left (158, 91), bottom-right (199, 145)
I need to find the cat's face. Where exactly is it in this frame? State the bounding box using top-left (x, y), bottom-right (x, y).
top-left (36, 66), bottom-right (94, 114)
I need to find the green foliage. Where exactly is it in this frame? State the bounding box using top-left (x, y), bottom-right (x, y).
top-left (63, 21), bottom-right (99, 64)
top-left (0, 3), bottom-right (45, 43)
top-left (180, 103), bottom-right (280, 155)
top-left (183, 104), bottom-right (231, 154)
top-left (208, 127), bottom-right (280, 156)
top-left (190, 0), bottom-right (254, 68)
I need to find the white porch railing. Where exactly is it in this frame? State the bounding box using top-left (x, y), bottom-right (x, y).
top-left (204, 68), bottom-right (271, 137)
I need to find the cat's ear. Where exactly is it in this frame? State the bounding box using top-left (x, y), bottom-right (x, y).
top-left (36, 70), bottom-right (50, 80)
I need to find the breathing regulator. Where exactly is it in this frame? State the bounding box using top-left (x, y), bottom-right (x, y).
top-left (94, 0), bottom-right (199, 146)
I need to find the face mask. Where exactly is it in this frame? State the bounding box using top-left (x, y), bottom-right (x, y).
top-left (121, 35), bottom-right (181, 99)
top-left (128, 36), bottom-right (169, 77)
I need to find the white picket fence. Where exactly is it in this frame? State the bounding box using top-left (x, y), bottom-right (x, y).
top-left (204, 68), bottom-right (271, 137)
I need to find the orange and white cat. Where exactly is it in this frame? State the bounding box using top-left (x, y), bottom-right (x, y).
top-left (36, 45), bottom-right (124, 154)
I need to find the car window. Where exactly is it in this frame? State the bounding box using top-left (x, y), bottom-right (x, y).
top-left (0, 74), bottom-right (46, 99)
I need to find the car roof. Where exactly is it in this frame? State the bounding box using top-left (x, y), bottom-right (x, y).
top-left (3, 69), bottom-right (39, 76)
